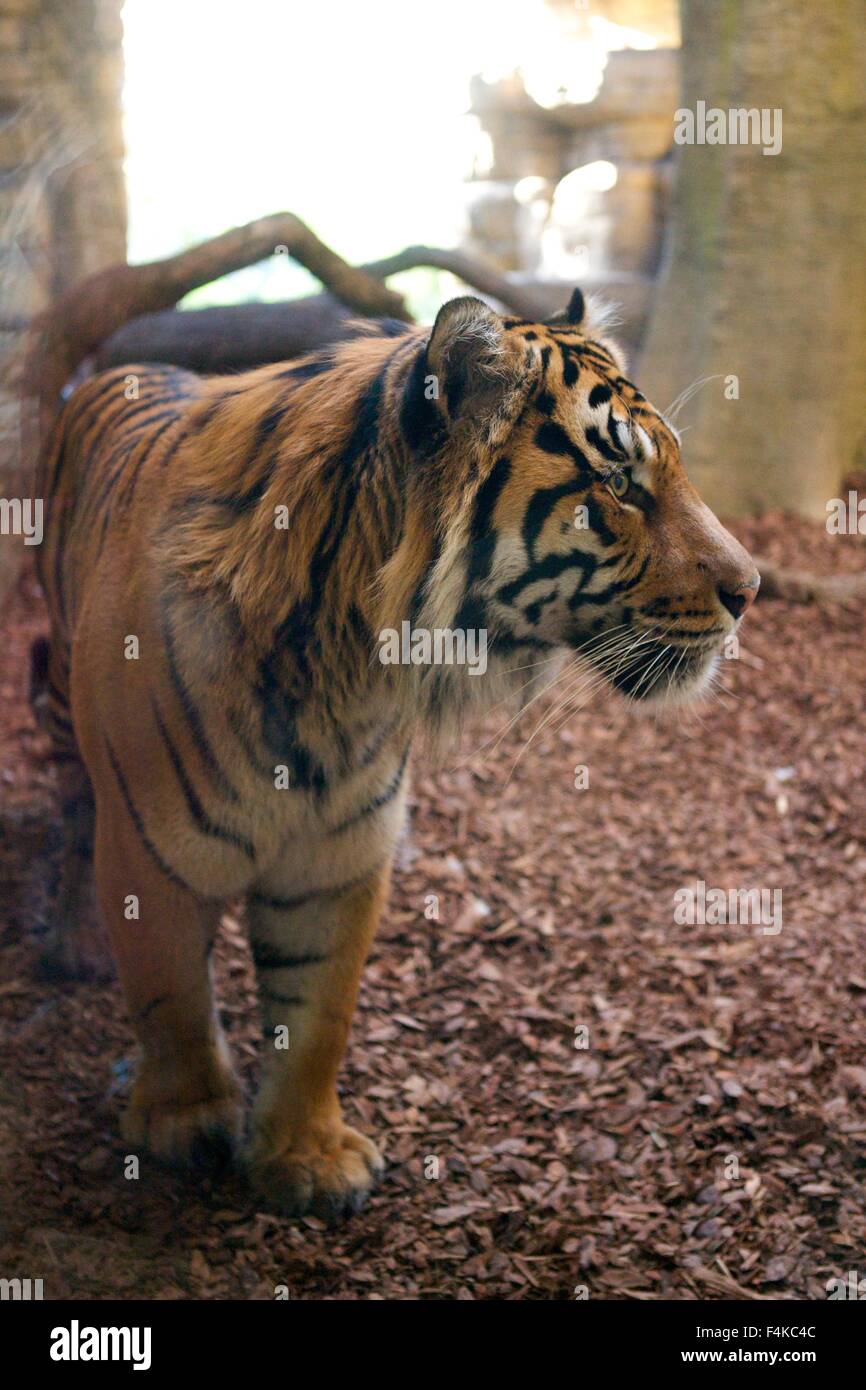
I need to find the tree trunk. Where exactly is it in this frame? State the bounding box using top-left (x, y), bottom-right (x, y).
top-left (639, 0), bottom-right (866, 519)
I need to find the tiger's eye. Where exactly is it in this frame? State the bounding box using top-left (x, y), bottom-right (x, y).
top-left (609, 472), bottom-right (629, 499)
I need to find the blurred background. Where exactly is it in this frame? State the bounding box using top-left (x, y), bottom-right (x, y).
top-left (120, 0), bottom-right (676, 319)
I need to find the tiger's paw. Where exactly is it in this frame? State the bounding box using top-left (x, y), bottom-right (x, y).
top-left (248, 1123), bottom-right (384, 1223)
top-left (121, 1086), bottom-right (244, 1176)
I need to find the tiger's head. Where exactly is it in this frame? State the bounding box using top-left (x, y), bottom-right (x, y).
top-left (408, 290), bottom-right (759, 714)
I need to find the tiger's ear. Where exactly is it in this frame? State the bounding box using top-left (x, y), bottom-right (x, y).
top-left (426, 296), bottom-right (520, 426)
top-left (546, 287), bottom-right (586, 328)
top-left (565, 287), bottom-right (585, 325)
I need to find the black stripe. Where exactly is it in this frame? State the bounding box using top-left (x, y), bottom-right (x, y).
top-left (151, 698), bottom-right (255, 861)
top-left (582, 494), bottom-right (619, 547)
top-left (203, 400), bottom-right (289, 514)
top-left (81, 385), bottom-right (188, 460)
top-left (47, 697), bottom-right (74, 726)
top-left (358, 714), bottom-right (400, 769)
top-left (606, 408), bottom-right (626, 452)
top-left (121, 412), bottom-right (184, 503)
top-left (579, 343), bottom-right (618, 370)
top-left (104, 737), bottom-right (194, 892)
top-left (135, 994), bottom-right (170, 1023)
top-left (47, 675), bottom-right (67, 705)
top-left (162, 600), bottom-right (240, 803)
top-left (399, 345), bottom-right (446, 454)
top-left (524, 589), bottom-right (559, 626)
top-left (408, 533), bottom-right (442, 623)
top-left (559, 342), bottom-right (579, 387)
top-left (522, 479), bottom-right (587, 562)
top-left (70, 371), bottom-right (152, 448)
top-left (326, 366), bottom-right (386, 483)
top-left (249, 357), bottom-right (407, 777)
top-left (253, 619), bottom-right (327, 794)
top-left (566, 554), bottom-right (650, 611)
top-left (250, 943), bottom-right (329, 970)
top-left (92, 408), bottom-right (186, 551)
top-left (307, 368), bottom-right (388, 600)
top-left (228, 706), bottom-right (274, 777)
top-left (619, 553), bottom-right (651, 592)
top-left (47, 705), bottom-right (74, 735)
top-left (534, 421), bottom-right (593, 484)
top-left (247, 872), bottom-right (369, 912)
top-left (497, 549), bottom-right (597, 606)
top-left (46, 425), bottom-right (71, 500)
top-left (585, 424), bottom-right (625, 465)
top-left (452, 457), bottom-right (512, 635)
top-left (489, 631), bottom-right (555, 654)
top-left (464, 456), bottom-right (511, 589)
top-left (374, 318), bottom-right (413, 338)
top-left (85, 400), bottom-right (188, 526)
top-left (329, 749), bottom-right (409, 834)
top-left (277, 351), bottom-right (337, 382)
top-left (52, 522), bottom-right (67, 625)
top-left (616, 376), bottom-right (645, 403)
top-left (259, 988), bottom-right (305, 1007)
top-left (252, 400), bottom-right (290, 454)
top-left (286, 364), bottom-right (390, 652)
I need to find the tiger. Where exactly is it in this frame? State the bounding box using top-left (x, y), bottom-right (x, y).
top-left (30, 284), bottom-right (759, 1221)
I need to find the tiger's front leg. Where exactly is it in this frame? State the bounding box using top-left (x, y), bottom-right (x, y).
top-left (92, 780), bottom-right (244, 1169)
top-left (246, 862), bottom-right (391, 1221)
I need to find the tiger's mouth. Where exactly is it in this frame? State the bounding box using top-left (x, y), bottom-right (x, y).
top-left (585, 629), bottom-right (721, 706)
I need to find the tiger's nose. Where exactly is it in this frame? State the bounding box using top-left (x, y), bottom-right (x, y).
top-left (718, 578), bottom-right (760, 620)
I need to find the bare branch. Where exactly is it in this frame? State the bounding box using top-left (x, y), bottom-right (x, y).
top-left (364, 245), bottom-right (548, 319)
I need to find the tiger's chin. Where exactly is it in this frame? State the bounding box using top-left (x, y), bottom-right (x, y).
top-left (608, 647), bottom-right (720, 713)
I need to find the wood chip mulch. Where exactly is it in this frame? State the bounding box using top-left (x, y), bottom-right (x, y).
top-left (0, 510), bottom-right (864, 1300)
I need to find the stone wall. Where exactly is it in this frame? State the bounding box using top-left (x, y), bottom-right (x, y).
top-left (0, 0), bottom-right (127, 609)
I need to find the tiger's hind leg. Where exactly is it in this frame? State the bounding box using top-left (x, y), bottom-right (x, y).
top-left (29, 636), bottom-right (112, 981)
top-left (36, 757), bottom-right (114, 981)
top-left (245, 863), bottom-right (390, 1222)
